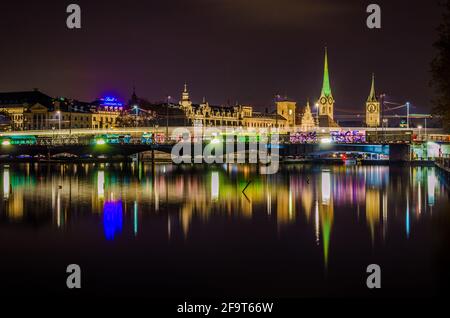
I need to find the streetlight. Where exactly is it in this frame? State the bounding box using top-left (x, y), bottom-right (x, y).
top-left (406, 102), bottom-right (410, 128)
top-left (166, 96), bottom-right (171, 140)
top-left (315, 102), bottom-right (319, 125)
top-left (56, 110), bottom-right (61, 132)
top-left (133, 105), bottom-right (138, 127)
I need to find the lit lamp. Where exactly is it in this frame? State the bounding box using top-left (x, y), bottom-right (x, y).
top-left (56, 110), bottom-right (61, 131)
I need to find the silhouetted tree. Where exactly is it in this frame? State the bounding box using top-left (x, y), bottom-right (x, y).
top-left (431, 0), bottom-right (450, 131)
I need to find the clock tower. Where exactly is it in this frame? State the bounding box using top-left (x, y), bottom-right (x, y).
top-left (365, 74), bottom-right (380, 127)
top-left (318, 47), bottom-right (334, 120)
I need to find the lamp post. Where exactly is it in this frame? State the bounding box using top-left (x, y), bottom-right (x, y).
top-left (56, 110), bottom-right (61, 132)
top-left (424, 117), bottom-right (428, 141)
top-left (315, 102), bottom-right (319, 126)
top-left (133, 105), bottom-right (138, 127)
top-left (406, 102), bottom-right (410, 128)
top-left (166, 96), bottom-right (171, 141)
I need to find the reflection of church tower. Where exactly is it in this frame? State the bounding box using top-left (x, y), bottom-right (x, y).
top-left (366, 187), bottom-right (381, 242)
top-left (365, 74), bottom-right (380, 127)
top-left (318, 170), bottom-right (334, 269)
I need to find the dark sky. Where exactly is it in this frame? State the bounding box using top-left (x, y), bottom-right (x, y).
top-left (0, 0), bottom-right (442, 113)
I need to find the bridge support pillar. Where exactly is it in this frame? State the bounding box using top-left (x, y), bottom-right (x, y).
top-left (389, 144), bottom-right (411, 161)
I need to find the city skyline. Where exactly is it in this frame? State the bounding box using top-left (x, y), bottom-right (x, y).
top-left (0, 0), bottom-right (441, 113)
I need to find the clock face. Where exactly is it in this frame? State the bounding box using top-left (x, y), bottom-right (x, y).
top-left (320, 97), bottom-right (327, 104)
top-left (328, 96), bottom-right (334, 104)
top-left (368, 104), bottom-right (376, 113)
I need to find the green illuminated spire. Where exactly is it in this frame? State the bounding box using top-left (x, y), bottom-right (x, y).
top-left (321, 47), bottom-right (332, 97)
top-left (367, 73), bottom-right (378, 102)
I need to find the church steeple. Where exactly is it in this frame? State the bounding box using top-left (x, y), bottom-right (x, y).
top-left (130, 84), bottom-right (138, 106)
top-left (367, 73), bottom-right (378, 102)
top-left (182, 82), bottom-right (189, 101)
top-left (321, 47), bottom-right (332, 98)
top-left (318, 47), bottom-right (335, 123)
top-left (179, 82), bottom-right (192, 109)
top-left (365, 73), bottom-right (380, 127)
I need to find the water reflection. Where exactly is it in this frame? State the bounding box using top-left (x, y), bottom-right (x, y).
top-left (0, 163), bottom-right (448, 270)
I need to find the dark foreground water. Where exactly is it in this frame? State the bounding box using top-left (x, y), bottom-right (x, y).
top-left (0, 162), bottom-right (449, 300)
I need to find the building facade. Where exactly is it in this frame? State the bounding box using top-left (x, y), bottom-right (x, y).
top-left (0, 90), bottom-right (53, 130)
top-left (0, 91), bottom-right (122, 131)
top-left (299, 100), bottom-right (317, 131)
top-left (178, 84), bottom-right (288, 129)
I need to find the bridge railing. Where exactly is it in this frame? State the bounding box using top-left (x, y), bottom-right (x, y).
top-left (435, 156), bottom-right (450, 169)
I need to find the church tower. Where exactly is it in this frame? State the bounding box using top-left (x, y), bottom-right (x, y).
top-left (318, 47), bottom-right (334, 120)
top-left (179, 82), bottom-right (192, 110)
top-left (365, 74), bottom-right (380, 127)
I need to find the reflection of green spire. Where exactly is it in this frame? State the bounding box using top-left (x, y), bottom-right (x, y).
top-left (321, 47), bottom-right (332, 97)
top-left (367, 73), bottom-right (378, 102)
top-left (322, 215), bottom-right (332, 269)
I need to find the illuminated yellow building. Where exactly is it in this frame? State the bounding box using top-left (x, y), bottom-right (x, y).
top-left (299, 100), bottom-right (317, 131)
top-left (179, 84), bottom-right (288, 128)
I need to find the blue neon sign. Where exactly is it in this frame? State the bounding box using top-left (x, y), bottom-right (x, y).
top-left (100, 96), bottom-right (124, 107)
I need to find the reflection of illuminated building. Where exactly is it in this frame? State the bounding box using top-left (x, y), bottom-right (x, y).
top-left (97, 170), bottom-right (105, 199)
top-left (321, 170), bottom-right (331, 204)
top-left (3, 168), bottom-right (10, 199)
top-left (103, 200), bottom-right (123, 240)
top-left (1, 162), bottom-right (446, 266)
top-left (211, 172), bottom-right (219, 201)
top-left (276, 185), bottom-right (293, 225)
top-left (427, 170), bottom-right (437, 207)
top-left (366, 187), bottom-right (380, 241)
top-left (301, 187), bottom-right (313, 221)
top-left (133, 201), bottom-right (138, 236)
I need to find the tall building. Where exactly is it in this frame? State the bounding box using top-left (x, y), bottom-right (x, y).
top-left (365, 74), bottom-right (380, 127)
top-left (275, 96), bottom-right (296, 128)
top-left (180, 82), bottom-right (192, 109)
top-left (317, 48), bottom-right (338, 127)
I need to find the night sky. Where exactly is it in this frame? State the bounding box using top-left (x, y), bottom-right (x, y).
top-left (0, 0), bottom-right (442, 113)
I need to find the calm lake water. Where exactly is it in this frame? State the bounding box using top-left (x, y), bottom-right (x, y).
top-left (0, 163), bottom-right (449, 299)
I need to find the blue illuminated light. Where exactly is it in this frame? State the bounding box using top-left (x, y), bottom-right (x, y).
top-left (103, 200), bottom-right (123, 240)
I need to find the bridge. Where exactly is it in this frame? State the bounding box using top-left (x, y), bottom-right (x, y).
top-left (0, 127), bottom-right (447, 162)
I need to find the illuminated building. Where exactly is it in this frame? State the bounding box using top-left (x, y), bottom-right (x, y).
top-left (0, 89), bottom-right (53, 130)
top-left (0, 91), bottom-right (122, 131)
top-left (178, 84), bottom-right (288, 128)
top-left (298, 100), bottom-right (317, 131)
top-left (365, 74), bottom-right (381, 127)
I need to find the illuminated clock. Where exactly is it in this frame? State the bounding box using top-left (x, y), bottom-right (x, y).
top-left (367, 103), bottom-right (377, 113)
top-left (320, 97), bottom-right (327, 104)
top-left (328, 96), bottom-right (334, 104)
